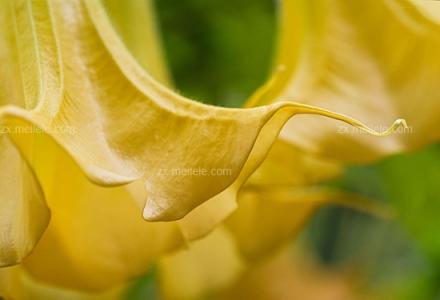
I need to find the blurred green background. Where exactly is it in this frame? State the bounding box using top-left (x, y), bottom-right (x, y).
top-left (123, 0), bottom-right (440, 299)
top-left (155, 0), bottom-right (277, 107)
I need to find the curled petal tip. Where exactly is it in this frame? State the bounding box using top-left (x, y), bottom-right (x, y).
top-left (395, 118), bottom-right (409, 129)
top-left (375, 118), bottom-right (409, 136)
top-left (143, 204), bottom-right (158, 221)
top-left (143, 199), bottom-right (169, 221)
top-left (350, 118), bottom-right (409, 137)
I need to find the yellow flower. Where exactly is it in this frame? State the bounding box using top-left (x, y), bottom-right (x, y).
top-left (1, 0), bottom-right (185, 291)
top-left (251, 0), bottom-right (440, 162)
top-left (0, 0), bottom-right (411, 297)
top-left (157, 140), bottom-right (385, 300)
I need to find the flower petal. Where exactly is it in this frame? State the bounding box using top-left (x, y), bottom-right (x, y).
top-left (225, 188), bottom-right (327, 261)
top-left (0, 137), bottom-right (49, 267)
top-left (250, 0), bottom-right (436, 162)
top-left (224, 141), bottom-right (339, 260)
top-left (158, 227), bottom-right (245, 300)
top-left (0, 0), bottom-right (404, 228)
top-left (246, 140), bottom-right (342, 187)
top-left (0, 266), bottom-right (125, 300)
top-left (226, 140), bottom-right (387, 260)
top-left (21, 143), bottom-right (184, 291)
top-left (1, 1), bottom-right (186, 286)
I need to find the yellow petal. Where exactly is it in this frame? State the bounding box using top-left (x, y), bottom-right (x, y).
top-left (411, 0), bottom-right (440, 25)
top-left (177, 189), bottom-right (238, 241)
top-left (1, 0), bottom-right (186, 288)
top-left (250, 0), bottom-right (433, 162)
top-left (0, 0), bottom-right (404, 228)
top-left (0, 0), bottom-right (54, 267)
top-left (246, 140), bottom-right (342, 187)
top-left (0, 266), bottom-right (125, 300)
top-left (225, 141), bottom-right (339, 260)
top-left (226, 140), bottom-right (387, 260)
top-left (102, 0), bottom-right (237, 240)
top-left (225, 188), bottom-right (326, 261)
top-left (226, 185), bottom-right (388, 261)
top-left (0, 137), bottom-right (49, 267)
top-left (157, 140), bottom-right (380, 299)
top-left (158, 143), bottom-right (375, 300)
top-left (158, 227), bottom-right (245, 300)
top-left (21, 139), bottom-right (184, 291)
top-left (0, 0), bottom-right (185, 285)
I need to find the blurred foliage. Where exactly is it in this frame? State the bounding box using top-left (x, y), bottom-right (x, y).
top-left (126, 0), bottom-right (440, 299)
top-left (307, 143), bottom-right (440, 300)
top-left (154, 0), bottom-right (277, 107)
top-left (124, 267), bottom-right (160, 300)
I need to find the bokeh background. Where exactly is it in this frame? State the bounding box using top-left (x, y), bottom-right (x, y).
top-left (121, 0), bottom-right (440, 299)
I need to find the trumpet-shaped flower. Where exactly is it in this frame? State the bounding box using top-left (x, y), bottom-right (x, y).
top-left (251, 0), bottom-right (440, 162)
top-left (0, 0), bottom-right (422, 296)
